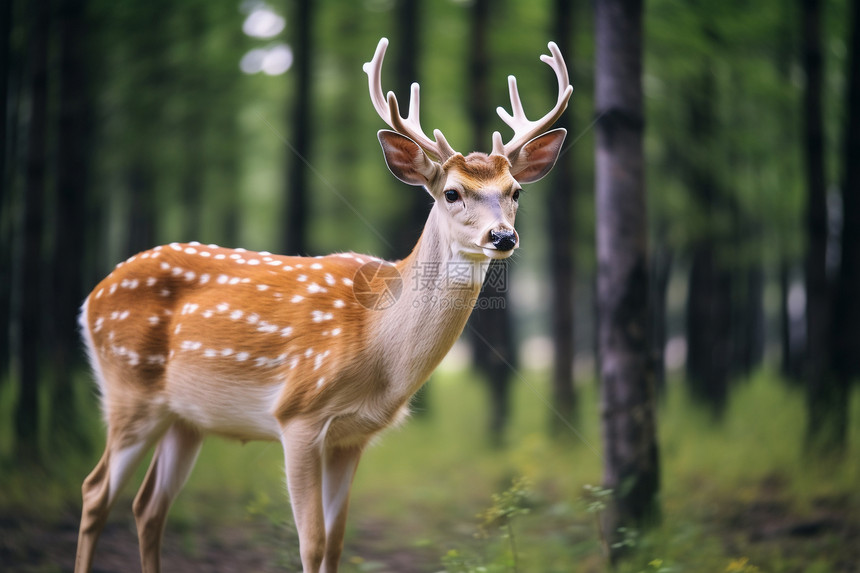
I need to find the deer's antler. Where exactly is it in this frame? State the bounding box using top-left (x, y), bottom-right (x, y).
top-left (491, 41), bottom-right (574, 160)
top-left (363, 38), bottom-right (456, 163)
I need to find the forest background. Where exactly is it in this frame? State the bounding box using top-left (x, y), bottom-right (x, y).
top-left (1, 0), bottom-right (859, 571)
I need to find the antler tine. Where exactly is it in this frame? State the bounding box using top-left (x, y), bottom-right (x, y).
top-left (492, 41), bottom-right (574, 158)
top-left (364, 38), bottom-right (455, 163)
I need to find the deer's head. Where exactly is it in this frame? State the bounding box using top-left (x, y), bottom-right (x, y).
top-left (364, 39), bottom-right (573, 260)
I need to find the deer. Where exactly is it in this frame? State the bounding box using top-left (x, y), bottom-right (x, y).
top-left (74, 37), bottom-right (572, 573)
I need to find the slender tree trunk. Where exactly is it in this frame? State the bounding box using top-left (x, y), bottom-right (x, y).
top-left (283, 0), bottom-right (312, 256)
top-left (467, 0), bottom-right (515, 446)
top-left (16, 0), bottom-right (50, 461)
top-left (801, 0), bottom-right (840, 453)
top-left (0, 0), bottom-right (13, 383)
top-left (49, 0), bottom-right (92, 447)
top-left (180, 6), bottom-right (205, 242)
top-left (826, 0), bottom-right (860, 451)
top-left (547, 0), bottom-right (577, 436)
top-left (595, 0), bottom-right (660, 557)
top-left (650, 242), bottom-right (672, 393)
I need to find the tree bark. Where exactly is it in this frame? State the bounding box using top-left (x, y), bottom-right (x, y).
top-left (801, 0), bottom-right (841, 453)
top-left (547, 0), bottom-right (578, 436)
top-left (594, 0), bottom-right (660, 556)
top-left (283, 0), bottom-right (312, 256)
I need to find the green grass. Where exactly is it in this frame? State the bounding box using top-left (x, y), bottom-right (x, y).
top-left (1, 366), bottom-right (858, 572)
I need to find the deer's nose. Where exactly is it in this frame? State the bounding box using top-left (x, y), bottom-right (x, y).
top-left (490, 229), bottom-right (517, 252)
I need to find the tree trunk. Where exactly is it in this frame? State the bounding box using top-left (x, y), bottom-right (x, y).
top-left (389, 0), bottom-right (427, 261)
top-left (16, 0), bottom-right (51, 461)
top-left (49, 0), bottom-right (92, 447)
top-left (547, 0), bottom-right (577, 436)
top-left (283, 0), bottom-right (312, 256)
top-left (467, 0), bottom-right (515, 446)
top-left (825, 0), bottom-right (860, 452)
top-left (650, 242), bottom-right (672, 394)
top-left (595, 0), bottom-right (660, 557)
top-left (0, 0), bottom-right (13, 383)
top-left (685, 244), bottom-right (733, 412)
top-left (801, 0), bottom-right (841, 453)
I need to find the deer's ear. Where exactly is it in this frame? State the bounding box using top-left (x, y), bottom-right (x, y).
top-left (509, 128), bottom-right (566, 184)
top-left (378, 130), bottom-right (441, 186)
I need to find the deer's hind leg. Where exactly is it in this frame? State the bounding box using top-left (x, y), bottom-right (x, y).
top-left (133, 420), bottom-right (203, 573)
top-left (75, 407), bottom-right (171, 573)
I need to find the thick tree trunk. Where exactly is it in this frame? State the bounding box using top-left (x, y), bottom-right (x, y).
top-left (467, 0), bottom-right (515, 446)
top-left (16, 0), bottom-right (51, 461)
top-left (594, 0), bottom-right (660, 556)
top-left (801, 0), bottom-right (841, 453)
top-left (283, 0), bottom-right (312, 256)
top-left (547, 0), bottom-right (577, 436)
top-left (825, 0), bottom-right (860, 451)
top-left (49, 0), bottom-right (92, 447)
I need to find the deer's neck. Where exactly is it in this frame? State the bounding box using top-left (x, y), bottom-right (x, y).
top-left (371, 205), bottom-right (488, 398)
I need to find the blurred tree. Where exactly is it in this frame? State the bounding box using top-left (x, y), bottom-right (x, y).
top-left (824, 0), bottom-right (860, 453)
top-left (594, 0), bottom-right (660, 558)
top-left (0, 0), bottom-right (12, 383)
top-left (283, 0), bottom-right (313, 256)
top-left (800, 0), bottom-right (839, 452)
top-left (179, 1), bottom-right (207, 241)
top-left (389, 0), bottom-right (427, 261)
top-left (48, 0), bottom-right (94, 447)
top-left (15, 0), bottom-right (50, 461)
top-left (547, 0), bottom-right (578, 434)
top-left (467, 0), bottom-right (515, 446)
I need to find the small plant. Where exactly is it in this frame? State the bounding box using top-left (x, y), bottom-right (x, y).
top-left (476, 476), bottom-right (533, 572)
top-left (725, 557), bottom-right (761, 572)
top-left (581, 484), bottom-right (613, 558)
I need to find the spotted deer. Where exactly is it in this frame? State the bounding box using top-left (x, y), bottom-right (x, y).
top-left (75, 38), bottom-right (572, 573)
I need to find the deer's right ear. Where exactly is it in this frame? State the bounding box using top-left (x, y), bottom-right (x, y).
top-left (377, 130), bottom-right (441, 187)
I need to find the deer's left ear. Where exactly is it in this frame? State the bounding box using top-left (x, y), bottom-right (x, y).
top-left (378, 130), bottom-right (442, 186)
top-left (509, 128), bottom-right (566, 184)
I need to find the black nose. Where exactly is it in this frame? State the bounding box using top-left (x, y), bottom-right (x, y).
top-left (490, 230), bottom-right (517, 251)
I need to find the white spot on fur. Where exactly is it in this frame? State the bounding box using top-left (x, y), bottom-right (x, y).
top-left (266, 260), bottom-right (282, 266)
top-left (94, 317), bottom-right (105, 333)
top-left (221, 348), bottom-right (234, 357)
top-left (148, 315), bottom-right (160, 325)
top-left (324, 274), bottom-right (335, 286)
top-left (311, 310), bottom-right (333, 323)
top-left (170, 243), bottom-right (182, 251)
top-left (280, 326), bottom-right (293, 337)
top-left (307, 283), bottom-right (326, 294)
top-left (248, 259), bottom-right (261, 266)
top-left (331, 328), bottom-right (342, 336)
top-left (257, 322), bottom-right (278, 334)
top-left (216, 302), bottom-right (229, 313)
top-left (246, 313), bottom-right (259, 325)
top-left (146, 354), bottom-right (166, 366)
top-left (333, 299), bottom-right (345, 308)
top-left (171, 267), bottom-right (184, 277)
top-left (342, 278), bottom-right (353, 287)
top-left (236, 351), bottom-right (249, 362)
top-left (160, 262), bottom-right (171, 271)
top-left (230, 310), bottom-right (244, 321)
top-left (291, 295), bottom-right (304, 303)
top-left (199, 274), bottom-right (210, 284)
top-left (297, 274), bottom-right (307, 282)
top-left (257, 284), bottom-right (269, 291)
top-left (310, 263), bottom-right (323, 270)
top-left (95, 288), bottom-right (104, 299)
top-left (146, 277), bottom-right (157, 287)
top-left (217, 274), bottom-right (229, 284)
top-left (214, 254), bottom-right (226, 260)
top-left (203, 349), bottom-right (217, 358)
top-left (184, 271), bottom-right (196, 282)
top-left (200, 251), bottom-right (211, 258)
top-left (185, 247), bottom-right (197, 255)
top-left (229, 277), bottom-right (241, 285)
top-left (316, 377), bottom-right (326, 388)
top-left (109, 283), bottom-right (118, 295)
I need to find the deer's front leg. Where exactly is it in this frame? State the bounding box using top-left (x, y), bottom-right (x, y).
top-left (282, 422), bottom-right (326, 573)
top-left (320, 444), bottom-right (363, 572)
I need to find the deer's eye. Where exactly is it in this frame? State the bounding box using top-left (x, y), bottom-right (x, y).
top-left (512, 189), bottom-right (521, 202)
top-left (444, 189), bottom-right (460, 203)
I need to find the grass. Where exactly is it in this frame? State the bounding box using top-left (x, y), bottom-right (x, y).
top-left (1, 365), bottom-right (858, 572)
